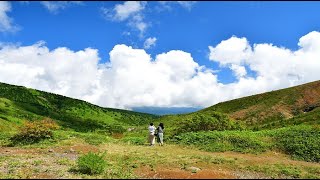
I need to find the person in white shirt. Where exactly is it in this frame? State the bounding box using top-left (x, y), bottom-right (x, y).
top-left (148, 123), bottom-right (156, 146)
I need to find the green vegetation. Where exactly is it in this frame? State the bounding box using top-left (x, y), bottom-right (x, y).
top-left (172, 130), bottom-right (270, 154)
top-left (0, 82), bottom-right (159, 132)
top-left (272, 125), bottom-right (320, 162)
top-left (173, 125), bottom-right (320, 162)
top-left (172, 112), bottom-right (242, 134)
top-left (0, 82), bottom-right (158, 146)
top-left (76, 151), bottom-right (107, 175)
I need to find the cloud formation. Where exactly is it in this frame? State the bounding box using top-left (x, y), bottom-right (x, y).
top-left (102, 1), bottom-right (147, 36)
top-left (40, 1), bottom-right (82, 14)
top-left (0, 1), bottom-right (18, 32)
top-left (1, 31), bottom-right (320, 110)
top-left (102, 1), bottom-right (196, 38)
top-left (209, 31), bottom-right (320, 97)
top-left (158, 1), bottom-right (196, 11)
top-left (177, 1), bottom-right (196, 10)
top-left (143, 37), bottom-right (157, 49)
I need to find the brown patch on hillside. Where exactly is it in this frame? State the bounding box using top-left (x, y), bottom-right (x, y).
top-left (302, 88), bottom-right (320, 105)
top-left (271, 104), bottom-right (293, 119)
top-left (230, 105), bottom-right (264, 120)
top-left (230, 103), bottom-right (293, 123)
top-left (111, 133), bottom-right (124, 139)
top-left (215, 81), bottom-right (320, 124)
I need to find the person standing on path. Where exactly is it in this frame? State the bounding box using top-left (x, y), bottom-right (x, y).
top-left (148, 123), bottom-right (156, 146)
top-left (156, 123), bottom-right (164, 146)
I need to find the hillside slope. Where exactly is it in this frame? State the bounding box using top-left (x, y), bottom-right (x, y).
top-left (200, 80), bottom-right (320, 129)
top-left (0, 82), bottom-right (158, 132)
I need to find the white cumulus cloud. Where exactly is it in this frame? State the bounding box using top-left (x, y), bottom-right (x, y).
top-left (1, 31), bottom-right (320, 111)
top-left (209, 36), bottom-right (252, 66)
top-left (229, 64), bottom-right (247, 79)
top-left (0, 42), bottom-right (220, 109)
top-left (113, 1), bottom-right (145, 21)
top-left (209, 31), bottom-right (320, 100)
top-left (0, 41), bottom-right (100, 99)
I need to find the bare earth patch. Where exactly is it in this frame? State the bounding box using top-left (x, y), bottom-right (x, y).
top-left (135, 165), bottom-right (236, 179)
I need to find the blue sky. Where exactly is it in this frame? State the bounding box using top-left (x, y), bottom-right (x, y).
top-left (3, 1), bottom-right (320, 83)
top-left (1, 1), bottom-right (320, 112)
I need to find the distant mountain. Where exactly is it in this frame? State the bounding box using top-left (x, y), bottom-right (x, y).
top-left (131, 106), bottom-right (202, 115)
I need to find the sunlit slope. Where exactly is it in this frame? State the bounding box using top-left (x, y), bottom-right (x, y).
top-left (0, 82), bottom-right (158, 132)
top-left (200, 80), bottom-right (320, 129)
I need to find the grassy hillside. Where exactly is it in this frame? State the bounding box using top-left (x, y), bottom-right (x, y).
top-left (0, 82), bottom-right (159, 134)
top-left (199, 80), bottom-right (320, 130)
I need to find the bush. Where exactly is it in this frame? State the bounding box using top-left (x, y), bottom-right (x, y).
top-left (274, 125), bottom-right (320, 162)
top-left (10, 118), bottom-right (59, 145)
top-left (174, 112), bottom-right (242, 134)
top-left (76, 151), bottom-right (107, 175)
top-left (226, 134), bottom-right (268, 153)
top-left (172, 130), bottom-right (269, 153)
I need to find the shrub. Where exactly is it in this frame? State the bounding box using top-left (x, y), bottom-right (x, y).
top-left (10, 118), bottom-right (59, 145)
top-left (226, 134), bottom-right (268, 153)
top-left (172, 130), bottom-right (269, 153)
top-left (274, 125), bottom-right (320, 162)
top-left (76, 151), bottom-right (107, 175)
top-left (174, 112), bottom-right (242, 134)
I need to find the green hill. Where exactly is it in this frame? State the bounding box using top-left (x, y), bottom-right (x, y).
top-left (2, 80), bottom-right (320, 133)
top-left (199, 80), bottom-right (320, 130)
top-left (0, 82), bottom-right (159, 133)
top-left (155, 80), bottom-right (320, 134)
